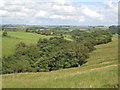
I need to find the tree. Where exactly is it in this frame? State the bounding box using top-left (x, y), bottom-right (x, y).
top-left (16, 42), bottom-right (26, 50)
top-left (2, 30), bottom-right (113, 74)
top-left (2, 31), bottom-right (8, 36)
top-left (60, 34), bottom-right (64, 38)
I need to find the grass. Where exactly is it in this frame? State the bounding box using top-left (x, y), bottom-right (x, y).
top-left (2, 66), bottom-right (118, 88)
top-left (0, 34), bottom-right (2, 58)
top-left (2, 32), bottom-right (52, 57)
top-left (85, 37), bottom-right (118, 66)
top-left (2, 31), bottom-right (73, 57)
top-left (1, 36), bottom-right (118, 88)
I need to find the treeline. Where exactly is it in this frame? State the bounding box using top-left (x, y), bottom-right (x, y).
top-left (2, 31), bottom-right (112, 74)
top-left (109, 25), bottom-right (120, 34)
top-left (26, 29), bottom-right (67, 36)
top-left (26, 26), bottom-right (69, 31)
top-left (71, 30), bottom-right (112, 45)
top-left (2, 25), bottom-right (70, 32)
top-left (2, 25), bottom-right (27, 32)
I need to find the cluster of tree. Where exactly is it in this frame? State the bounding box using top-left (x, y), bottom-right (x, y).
top-left (71, 30), bottom-right (112, 45)
top-left (2, 31), bottom-right (112, 74)
top-left (109, 25), bottom-right (120, 34)
top-left (2, 25), bottom-right (27, 32)
top-left (25, 27), bottom-right (47, 32)
top-left (36, 30), bottom-right (54, 36)
top-left (52, 27), bottom-right (69, 31)
top-left (25, 26), bottom-right (69, 33)
top-left (2, 28), bottom-right (21, 32)
top-left (26, 29), bottom-right (68, 36)
top-left (2, 31), bottom-right (8, 36)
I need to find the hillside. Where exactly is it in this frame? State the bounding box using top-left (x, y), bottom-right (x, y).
top-left (1, 32), bottom-right (52, 56)
top-left (2, 36), bottom-right (118, 88)
top-left (1, 31), bottom-right (72, 57)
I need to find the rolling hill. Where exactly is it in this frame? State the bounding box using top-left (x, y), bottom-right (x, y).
top-left (1, 36), bottom-right (118, 88)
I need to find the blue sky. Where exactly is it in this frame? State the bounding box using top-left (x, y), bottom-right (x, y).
top-left (0, 0), bottom-right (118, 26)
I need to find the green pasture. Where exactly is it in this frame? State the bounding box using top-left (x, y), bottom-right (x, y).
top-left (2, 37), bottom-right (118, 88)
top-left (2, 32), bottom-right (52, 56)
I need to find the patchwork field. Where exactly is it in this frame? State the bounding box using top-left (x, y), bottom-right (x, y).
top-left (2, 32), bottom-right (52, 57)
top-left (1, 36), bottom-right (118, 88)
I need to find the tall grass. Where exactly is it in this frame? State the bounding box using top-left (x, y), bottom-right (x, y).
top-left (2, 37), bottom-right (118, 88)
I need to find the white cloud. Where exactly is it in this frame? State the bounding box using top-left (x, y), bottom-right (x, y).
top-left (104, 1), bottom-right (118, 13)
top-left (0, 0), bottom-right (5, 8)
top-left (78, 16), bottom-right (85, 22)
top-left (4, 0), bottom-right (26, 5)
top-left (50, 15), bottom-right (72, 19)
top-left (0, 10), bottom-right (8, 16)
top-left (82, 8), bottom-right (104, 20)
top-left (52, 5), bottom-right (76, 14)
top-left (104, 1), bottom-right (114, 8)
top-left (15, 12), bottom-right (28, 17)
top-left (49, 15), bottom-right (85, 22)
top-left (1, 0), bottom-right (118, 25)
top-left (36, 11), bottom-right (49, 18)
top-left (54, 0), bottom-right (68, 5)
top-left (3, 5), bottom-right (23, 12)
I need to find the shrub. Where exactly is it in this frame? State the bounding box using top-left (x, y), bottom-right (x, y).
top-left (2, 31), bottom-right (8, 36)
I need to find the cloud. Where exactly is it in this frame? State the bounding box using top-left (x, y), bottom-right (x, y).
top-left (52, 5), bottom-right (76, 14)
top-left (0, 10), bottom-right (8, 16)
top-left (0, 0), bottom-right (5, 8)
top-left (78, 16), bottom-right (85, 22)
top-left (82, 7), bottom-right (104, 20)
top-left (36, 11), bottom-right (49, 18)
top-left (54, 0), bottom-right (68, 5)
top-left (49, 15), bottom-right (72, 20)
top-left (1, 0), bottom-right (118, 25)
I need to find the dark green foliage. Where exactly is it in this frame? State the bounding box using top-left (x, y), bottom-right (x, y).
top-left (109, 25), bottom-right (120, 35)
top-left (2, 31), bottom-right (8, 36)
top-left (2, 55), bottom-right (31, 74)
top-left (2, 30), bottom-right (113, 74)
top-left (16, 42), bottom-right (26, 50)
top-left (49, 50), bottom-right (79, 70)
top-left (72, 30), bottom-right (112, 45)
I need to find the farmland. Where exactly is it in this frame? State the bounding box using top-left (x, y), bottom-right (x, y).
top-left (1, 36), bottom-right (118, 88)
top-left (2, 31), bottom-right (52, 56)
top-left (1, 0), bottom-right (119, 88)
top-left (1, 24), bottom-right (118, 88)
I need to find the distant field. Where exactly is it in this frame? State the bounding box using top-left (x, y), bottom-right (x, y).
top-left (62, 26), bottom-right (92, 29)
top-left (2, 37), bottom-right (118, 88)
top-left (2, 32), bottom-right (52, 57)
top-left (62, 26), bottom-right (109, 30)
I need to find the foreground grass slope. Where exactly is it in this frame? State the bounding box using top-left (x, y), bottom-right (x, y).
top-left (2, 32), bottom-right (52, 56)
top-left (2, 36), bottom-right (118, 88)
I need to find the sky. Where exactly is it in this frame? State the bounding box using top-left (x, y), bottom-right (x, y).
top-left (0, 0), bottom-right (119, 26)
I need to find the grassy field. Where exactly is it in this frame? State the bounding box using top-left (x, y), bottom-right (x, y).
top-left (62, 26), bottom-right (108, 31)
top-left (1, 36), bottom-right (118, 88)
top-left (2, 32), bottom-right (52, 57)
top-left (2, 31), bottom-right (74, 57)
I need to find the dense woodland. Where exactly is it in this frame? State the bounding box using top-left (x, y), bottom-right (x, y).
top-left (2, 29), bottom-right (112, 74)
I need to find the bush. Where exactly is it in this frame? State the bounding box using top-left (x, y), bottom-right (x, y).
top-left (2, 31), bottom-right (8, 36)
top-left (2, 30), bottom-right (113, 74)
